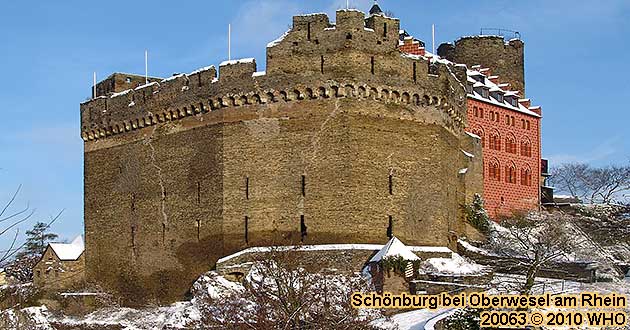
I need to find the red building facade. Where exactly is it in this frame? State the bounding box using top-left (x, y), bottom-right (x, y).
top-left (465, 68), bottom-right (542, 218)
top-left (398, 30), bottom-right (543, 218)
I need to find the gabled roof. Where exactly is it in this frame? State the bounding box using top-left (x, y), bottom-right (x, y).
top-left (49, 236), bottom-right (84, 261)
top-left (369, 236), bottom-right (420, 263)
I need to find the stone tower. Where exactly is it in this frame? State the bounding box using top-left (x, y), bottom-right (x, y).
top-left (438, 36), bottom-right (525, 96)
top-left (79, 9), bottom-right (483, 304)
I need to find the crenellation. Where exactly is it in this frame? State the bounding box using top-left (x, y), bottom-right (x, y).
top-left (365, 14), bottom-right (400, 44)
top-left (81, 10), bottom-right (469, 141)
top-left (219, 58), bottom-right (257, 82)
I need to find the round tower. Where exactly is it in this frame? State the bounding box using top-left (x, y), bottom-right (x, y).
top-left (438, 35), bottom-right (525, 96)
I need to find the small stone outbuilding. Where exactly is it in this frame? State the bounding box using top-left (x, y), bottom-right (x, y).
top-left (33, 236), bottom-right (85, 290)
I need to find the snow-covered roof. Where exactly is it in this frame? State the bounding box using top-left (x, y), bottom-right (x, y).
top-left (49, 236), bottom-right (84, 261)
top-left (369, 237), bottom-right (420, 263)
top-left (467, 68), bottom-right (541, 117)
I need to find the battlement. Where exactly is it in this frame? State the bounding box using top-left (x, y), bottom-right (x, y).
top-left (80, 9), bottom-right (469, 143)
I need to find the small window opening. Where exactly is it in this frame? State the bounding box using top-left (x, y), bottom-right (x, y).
top-left (371, 57), bottom-right (375, 75)
top-left (196, 219), bottom-right (201, 241)
top-left (383, 23), bottom-right (388, 38)
top-left (245, 216), bottom-right (249, 244)
top-left (320, 56), bottom-right (324, 74)
top-left (387, 216), bottom-right (393, 238)
top-left (301, 175), bottom-right (306, 197)
top-left (388, 173), bottom-right (393, 195)
top-left (300, 215), bottom-right (307, 242)
top-left (346, 33), bottom-right (352, 40)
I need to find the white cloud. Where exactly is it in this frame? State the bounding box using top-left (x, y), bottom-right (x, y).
top-left (546, 137), bottom-right (621, 165)
top-left (231, 0), bottom-right (302, 58)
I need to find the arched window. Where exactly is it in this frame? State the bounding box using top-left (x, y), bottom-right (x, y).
top-left (489, 131), bottom-right (501, 151)
top-left (521, 166), bottom-right (532, 186)
top-left (506, 134), bottom-right (517, 154)
top-left (489, 159), bottom-right (501, 181)
top-left (505, 162), bottom-right (517, 184)
top-left (521, 139), bottom-right (532, 157)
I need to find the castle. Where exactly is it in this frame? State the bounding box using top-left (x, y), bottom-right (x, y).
top-left (79, 4), bottom-right (540, 303)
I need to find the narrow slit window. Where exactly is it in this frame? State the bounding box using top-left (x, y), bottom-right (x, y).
top-left (196, 219), bottom-right (201, 241)
top-left (300, 215), bottom-right (307, 242)
top-left (388, 173), bottom-right (393, 195)
top-left (245, 216), bottom-right (249, 244)
top-left (387, 216), bottom-right (393, 238)
top-left (371, 57), bottom-right (375, 75)
top-left (320, 56), bottom-right (324, 74)
top-left (383, 23), bottom-right (388, 37)
top-left (301, 175), bottom-right (306, 197)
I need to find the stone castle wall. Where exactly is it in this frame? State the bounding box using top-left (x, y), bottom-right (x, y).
top-left (80, 9), bottom-right (483, 304)
top-left (438, 36), bottom-right (525, 96)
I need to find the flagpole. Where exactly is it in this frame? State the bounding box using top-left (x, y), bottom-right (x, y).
top-left (145, 50), bottom-right (148, 84)
top-left (93, 72), bottom-right (97, 99)
top-left (432, 24), bottom-right (436, 56)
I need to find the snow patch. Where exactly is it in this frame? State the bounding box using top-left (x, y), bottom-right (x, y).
top-left (267, 30), bottom-right (291, 48)
top-left (422, 253), bottom-right (486, 275)
top-left (461, 149), bottom-right (475, 158)
top-left (189, 65), bottom-right (215, 75)
top-left (220, 58), bottom-right (255, 67)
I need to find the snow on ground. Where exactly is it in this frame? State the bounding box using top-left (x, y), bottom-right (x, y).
top-left (54, 303), bottom-right (200, 330)
top-left (421, 253), bottom-right (487, 275)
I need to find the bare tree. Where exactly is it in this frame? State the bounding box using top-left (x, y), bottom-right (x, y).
top-left (550, 162), bottom-right (630, 204)
top-left (0, 185), bottom-right (35, 268)
top-left (197, 249), bottom-right (383, 329)
top-left (487, 212), bottom-right (575, 294)
top-left (0, 185), bottom-right (63, 282)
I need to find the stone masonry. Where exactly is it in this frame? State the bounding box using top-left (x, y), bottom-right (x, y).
top-left (80, 9), bottom-right (483, 304)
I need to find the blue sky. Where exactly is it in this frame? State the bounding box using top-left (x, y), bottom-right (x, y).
top-left (0, 0), bottom-right (628, 246)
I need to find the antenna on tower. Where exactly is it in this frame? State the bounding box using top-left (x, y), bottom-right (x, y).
top-left (228, 23), bottom-right (232, 61)
top-left (93, 72), bottom-right (97, 99)
top-left (144, 50), bottom-right (148, 84)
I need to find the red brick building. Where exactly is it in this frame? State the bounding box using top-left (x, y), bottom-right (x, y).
top-left (398, 32), bottom-right (542, 218)
top-left (465, 68), bottom-right (541, 218)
